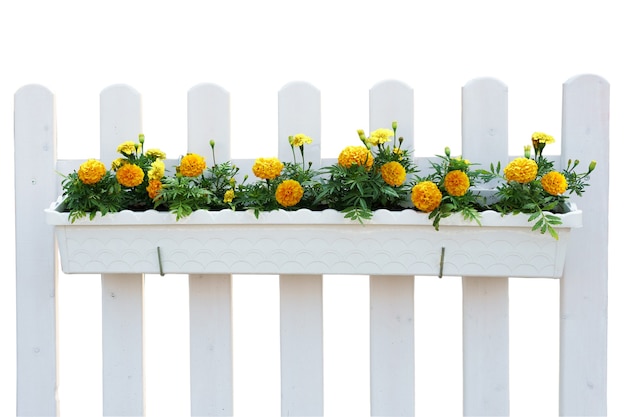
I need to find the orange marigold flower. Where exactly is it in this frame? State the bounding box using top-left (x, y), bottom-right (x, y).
top-left (503, 157), bottom-right (538, 184)
top-left (179, 153), bottom-right (206, 177)
top-left (541, 171), bottom-right (568, 195)
top-left (337, 146), bottom-right (374, 170)
top-left (77, 159), bottom-right (106, 185)
top-left (146, 179), bottom-right (162, 199)
top-left (444, 170), bottom-right (470, 196)
top-left (411, 181), bottom-right (442, 213)
top-left (380, 161), bottom-right (406, 186)
top-left (116, 163), bottom-right (144, 187)
top-left (252, 157), bottom-right (284, 180)
top-left (275, 179), bottom-right (304, 207)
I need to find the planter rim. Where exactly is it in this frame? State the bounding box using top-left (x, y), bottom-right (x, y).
top-left (45, 197), bottom-right (583, 229)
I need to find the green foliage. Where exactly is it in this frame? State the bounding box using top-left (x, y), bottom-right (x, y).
top-left (61, 170), bottom-right (123, 223)
top-left (418, 148), bottom-right (484, 230)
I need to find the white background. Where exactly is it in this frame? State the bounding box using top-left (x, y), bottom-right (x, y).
top-left (1, 1), bottom-right (624, 416)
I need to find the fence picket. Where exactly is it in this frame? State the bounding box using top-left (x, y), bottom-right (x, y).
top-left (14, 84), bottom-right (59, 417)
top-left (461, 77), bottom-right (510, 416)
top-left (277, 82), bottom-right (324, 416)
top-left (187, 83), bottom-right (234, 416)
top-left (369, 81), bottom-right (415, 416)
top-left (559, 74), bottom-right (609, 416)
top-left (99, 85), bottom-right (145, 416)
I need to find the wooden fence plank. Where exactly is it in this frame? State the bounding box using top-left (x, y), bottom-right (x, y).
top-left (14, 84), bottom-right (59, 417)
top-left (188, 83), bottom-right (234, 416)
top-left (369, 80), bottom-right (415, 417)
top-left (277, 82), bottom-right (324, 416)
top-left (461, 77), bottom-right (510, 416)
top-left (559, 74), bottom-right (609, 416)
top-left (100, 85), bottom-right (145, 416)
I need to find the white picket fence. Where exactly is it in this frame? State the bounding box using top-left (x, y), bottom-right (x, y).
top-left (14, 76), bottom-right (609, 416)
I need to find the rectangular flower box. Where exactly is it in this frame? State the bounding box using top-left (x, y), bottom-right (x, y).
top-left (45, 198), bottom-right (582, 278)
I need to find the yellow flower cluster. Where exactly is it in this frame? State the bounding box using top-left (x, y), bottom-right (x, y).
top-left (252, 157), bottom-right (284, 180)
top-left (367, 128), bottom-right (394, 146)
top-left (223, 189), bottom-right (235, 203)
top-left (148, 159), bottom-right (165, 180)
top-left (337, 146), bottom-right (374, 170)
top-left (411, 181), bottom-right (442, 213)
top-left (504, 157), bottom-right (538, 184)
top-left (380, 161), bottom-right (406, 186)
top-left (77, 159), bottom-right (106, 185)
top-left (179, 153), bottom-right (207, 177)
top-left (444, 170), bottom-right (470, 196)
top-left (117, 141), bottom-right (138, 156)
top-left (541, 171), bottom-right (568, 195)
top-left (116, 164), bottom-right (144, 187)
top-left (290, 133), bottom-right (313, 147)
top-left (275, 179), bottom-right (304, 207)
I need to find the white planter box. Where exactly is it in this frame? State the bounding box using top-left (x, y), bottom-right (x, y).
top-left (45, 199), bottom-right (582, 278)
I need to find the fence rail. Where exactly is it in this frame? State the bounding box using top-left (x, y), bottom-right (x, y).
top-left (14, 76), bottom-right (609, 416)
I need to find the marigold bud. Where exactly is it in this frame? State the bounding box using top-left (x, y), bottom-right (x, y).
top-left (588, 160), bottom-right (597, 173)
top-left (392, 121), bottom-right (398, 130)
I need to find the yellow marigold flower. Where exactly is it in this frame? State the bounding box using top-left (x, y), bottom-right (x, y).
top-left (541, 171), bottom-right (568, 195)
top-left (411, 181), bottom-right (442, 213)
top-left (77, 159), bottom-right (106, 185)
top-left (148, 159), bottom-right (165, 180)
top-left (117, 141), bottom-right (137, 156)
top-left (503, 157), bottom-right (538, 184)
top-left (111, 158), bottom-right (125, 170)
top-left (116, 163), bottom-right (144, 187)
top-left (146, 148), bottom-right (166, 159)
top-left (290, 133), bottom-right (313, 147)
top-left (252, 157), bottom-right (284, 180)
top-left (367, 128), bottom-right (394, 146)
top-left (179, 153), bottom-right (207, 177)
top-left (393, 147), bottom-right (405, 159)
top-left (146, 179), bottom-right (162, 199)
top-left (444, 170), bottom-right (470, 196)
top-left (532, 131), bottom-right (555, 144)
top-left (223, 189), bottom-right (235, 203)
top-left (337, 146), bottom-right (374, 170)
top-left (380, 161), bottom-right (406, 187)
top-left (275, 179), bottom-right (304, 207)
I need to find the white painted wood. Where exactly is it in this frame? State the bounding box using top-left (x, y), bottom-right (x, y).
top-left (559, 74), bottom-right (609, 416)
top-left (369, 80), bottom-right (415, 417)
top-left (277, 83), bottom-right (324, 416)
top-left (188, 275), bottom-right (233, 416)
top-left (14, 84), bottom-right (59, 416)
top-left (100, 84), bottom-right (145, 416)
top-left (462, 278), bottom-right (510, 415)
top-left (101, 274), bottom-right (145, 416)
top-left (187, 84), bottom-right (234, 416)
top-left (369, 275), bottom-right (415, 416)
top-left (277, 82), bottom-right (322, 169)
top-left (279, 275), bottom-right (324, 416)
top-left (461, 77), bottom-right (510, 416)
top-left (188, 83), bottom-right (231, 164)
top-left (369, 79), bottom-right (414, 149)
